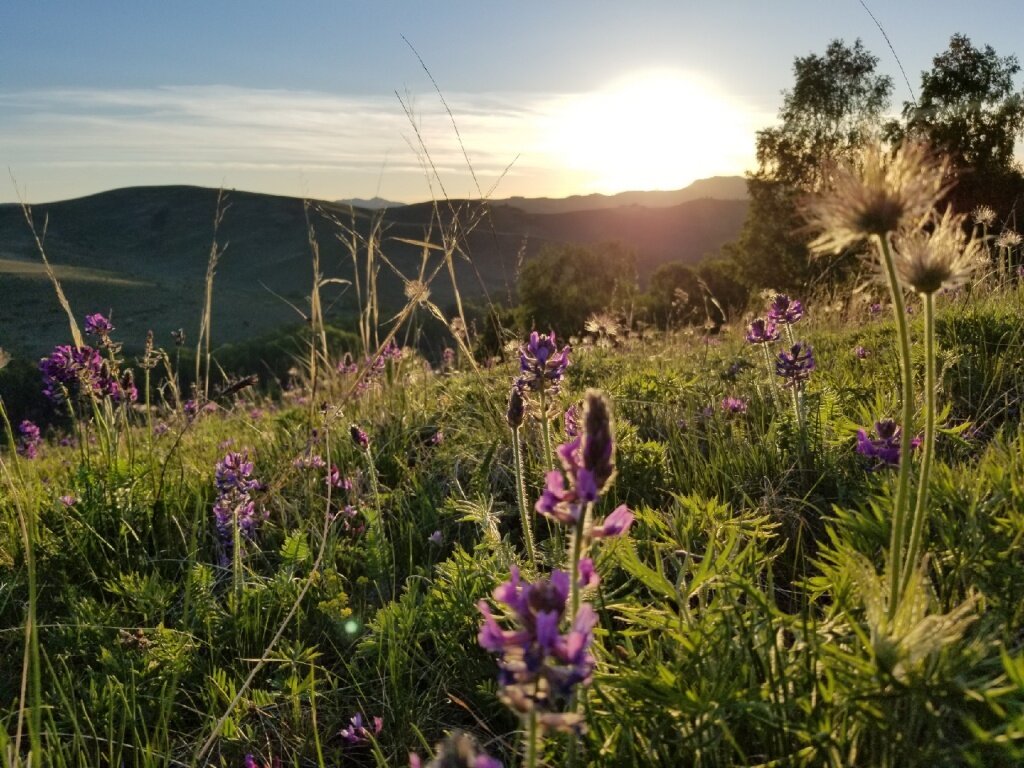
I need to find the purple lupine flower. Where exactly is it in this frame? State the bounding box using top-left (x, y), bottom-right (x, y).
top-left (480, 569), bottom-right (596, 729)
top-left (242, 755), bottom-right (263, 768)
top-left (59, 494), bottom-right (77, 507)
top-left (39, 344), bottom-right (106, 403)
top-left (589, 504), bottom-right (634, 539)
top-left (516, 331), bottom-right (570, 394)
top-left (337, 352), bottom-right (359, 375)
top-left (766, 294), bottom-right (803, 325)
top-left (153, 421), bottom-right (170, 436)
top-left (869, 302), bottom-right (884, 317)
top-left (212, 451), bottom-right (265, 547)
top-left (16, 420), bottom-right (41, 459)
top-left (535, 439), bottom-right (597, 525)
top-left (856, 419), bottom-right (921, 469)
top-left (577, 558), bottom-right (599, 589)
top-left (339, 713), bottom-right (383, 745)
top-left (428, 530), bottom-right (444, 545)
top-left (293, 453), bottom-right (326, 470)
top-left (477, 567), bottom-right (595, 732)
top-left (775, 343), bottom-right (815, 388)
top-left (183, 399), bottom-right (199, 419)
top-left (409, 732), bottom-right (503, 768)
top-left (720, 396), bottom-right (748, 415)
top-left (745, 318), bottom-right (779, 345)
top-left (84, 312), bottom-right (114, 337)
top-left (350, 424), bottom-right (369, 450)
top-left (855, 345), bottom-right (870, 359)
top-left (563, 404), bottom-right (580, 438)
top-left (327, 465), bottom-right (353, 491)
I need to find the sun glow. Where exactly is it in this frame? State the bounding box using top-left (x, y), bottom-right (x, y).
top-left (543, 70), bottom-right (757, 193)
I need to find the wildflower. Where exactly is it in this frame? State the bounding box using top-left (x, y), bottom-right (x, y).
top-left (350, 424), bottom-right (369, 450)
top-left (869, 302), bottom-right (884, 317)
top-left (84, 312), bottom-right (114, 337)
top-left (242, 756), bottom-right (263, 768)
top-left (589, 504), bottom-right (635, 538)
top-left (477, 567), bottom-right (595, 733)
top-left (505, 387), bottom-right (525, 430)
top-left (428, 530), bottom-right (443, 545)
top-left (996, 229), bottom-right (1023, 250)
top-left (577, 558), bottom-right (599, 589)
top-left (766, 294), bottom-right (803, 325)
top-left (153, 421), bottom-right (169, 436)
top-left (39, 344), bottom-right (104, 403)
top-left (855, 345), bottom-right (871, 359)
top-left (563, 403), bottom-right (580, 438)
top-left (516, 331), bottom-right (570, 394)
top-left (339, 713), bottom-right (382, 745)
top-left (891, 207), bottom-right (985, 294)
top-left (16, 420), bottom-right (41, 459)
top-left (409, 732), bottom-right (502, 768)
top-left (856, 419), bottom-right (921, 469)
top-left (183, 399), bottom-right (198, 419)
top-left (775, 343), bottom-right (815, 388)
top-left (745, 318), bottom-right (779, 344)
top-left (171, 328), bottom-right (186, 347)
top-left (327, 465), bottom-right (353, 490)
top-left (293, 453), bottom-right (326, 470)
top-left (336, 352), bottom-right (358, 375)
top-left (59, 494), bottom-right (76, 507)
top-left (720, 396), bottom-right (748, 415)
top-left (972, 205), bottom-right (997, 228)
top-left (212, 451), bottom-right (265, 546)
top-left (442, 346), bottom-right (456, 370)
top-left (807, 140), bottom-right (951, 254)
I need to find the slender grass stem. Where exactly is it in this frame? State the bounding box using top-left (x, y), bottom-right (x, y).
top-left (524, 708), bottom-right (539, 768)
top-left (539, 387), bottom-right (554, 472)
top-left (901, 291), bottom-right (937, 598)
top-left (874, 234), bottom-right (916, 618)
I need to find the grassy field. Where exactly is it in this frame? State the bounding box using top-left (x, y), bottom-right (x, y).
top-left (2, 150), bottom-right (1024, 767)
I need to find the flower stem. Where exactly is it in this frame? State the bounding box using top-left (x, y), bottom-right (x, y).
top-left (539, 387), bottom-right (554, 472)
top-left (875, 234), bottom-right (916, 619)
top-left (901, 291), bottom-right (936, 598)
top-left (525, 708), bottom-right (539, 768)
top-left (511, 426), bottom-right (538, 567)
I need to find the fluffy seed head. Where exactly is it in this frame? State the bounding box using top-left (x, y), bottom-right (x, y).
top-left (806, 140), bottom-right (952, 255)
top-left (972, 205), bottom-right (997, 228)
top-left (996, 229), bottom-right (1022, 249)
top-left (891, 207), bottom-right (985, 295)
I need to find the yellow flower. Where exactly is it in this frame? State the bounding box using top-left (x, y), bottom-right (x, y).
top-left (891, 206), bottom-right (985, 294)
top-left (806, 140), bottom-right (952, 255)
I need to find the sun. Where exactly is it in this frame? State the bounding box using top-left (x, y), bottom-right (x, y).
top-left (543, 70), bottom-right (756, 193)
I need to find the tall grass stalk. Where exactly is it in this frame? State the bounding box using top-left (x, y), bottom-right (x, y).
top-left (195, 189), bottom-right (229, 402)
top-left (510, 424), bottom-right (537, 567)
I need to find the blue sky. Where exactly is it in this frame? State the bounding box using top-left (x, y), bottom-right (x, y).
top-left (3, 1), bottom-right (1023, 203)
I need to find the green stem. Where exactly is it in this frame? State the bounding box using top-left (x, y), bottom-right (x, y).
top-left (568, 503), bottom-right (590, 619)
top-left (874, 234), bottom-right (916, 619)
top-left (901, 291), bottom-right (937, 598)
top-left (525, 708), bottom-right (540, 768)
top-left (511, 427), bottom-right (538, 567)
top-left (761, 343), bottom-right (781, 409)
top-left (539, 387), bottom-right (554, 472)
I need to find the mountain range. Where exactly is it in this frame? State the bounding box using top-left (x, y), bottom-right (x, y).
top-left (0, 178), bottom-right (748, 356)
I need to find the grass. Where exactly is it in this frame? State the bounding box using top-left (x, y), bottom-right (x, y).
top-left (1, 271), bottom-right (1023, 766)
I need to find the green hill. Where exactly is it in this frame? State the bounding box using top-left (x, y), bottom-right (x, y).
top-left (0, 184), bottom-right (747, 356)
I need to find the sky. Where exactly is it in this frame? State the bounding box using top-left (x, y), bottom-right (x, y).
top-left (2, 1), bottom-right (1023, 204)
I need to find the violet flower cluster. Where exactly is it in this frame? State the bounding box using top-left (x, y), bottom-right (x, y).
top-left (39, 344), bottom-right (136, 405)
top-left (212, 451), bottom-right (266, 548)
top-left (767, 294), bottom-right (804, 326)
top-left (339, 713), bottom-right (383, 745)
top-left (720, 396), bottom-right (748, 415)
top-left (776, 342), bottom-right (816, 388)
top-left (17, 420), bottom-right (41, 459)
top-left (409, 731), bottom-right (502, 768)
top-left (84, 312), bottom-right (114, 337)
top-left (478, 567), bottom-right (597, 732)
top-left (745, 318), bottom-right (780, 345)
top-left (856, 419), bottom-right (921, 469)
top-left (516, 331), bottom-right (571, 395)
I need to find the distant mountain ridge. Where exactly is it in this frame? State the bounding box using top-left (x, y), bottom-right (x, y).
top-left (494, 176), bottom-right (748, 214)
top-left (0, 178), bottom-right (748, 355)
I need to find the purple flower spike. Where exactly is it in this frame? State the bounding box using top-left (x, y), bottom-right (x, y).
top-left (856, 419), bottom-right (920, 469)
top-left (212, 450), bottom-right (265, 548)
top-left (477, 568), bottom-right (595, 728)
top-left (766, 294), bottom-right (803, 325)
top-left (517, 331), bottom-right (571, 394)
top-left (775, 342), bottom-right (815, 388)
top-left (84, 312), bottom-right (114, 336)
top-left (720, 396), bottom-right (748, 415)
top-left (17, 420), bottom-right (41, 459)
top-left (745, 318), bottom-right (780, 344)
top-left (350, 424), bottom-right (369, 450)
top-left (339, 712), bottom-right (383, 745)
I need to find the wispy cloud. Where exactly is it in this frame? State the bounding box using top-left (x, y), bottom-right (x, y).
top-left (1, 82), bottom-right (766, 203)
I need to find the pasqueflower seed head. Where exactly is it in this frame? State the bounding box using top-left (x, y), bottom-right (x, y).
top-left (891, 206), bottom-right (985, 294)
top-left (972, 205), bottom-right (997, 228)
top-left (807, 140), bottom-right (951, 255)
